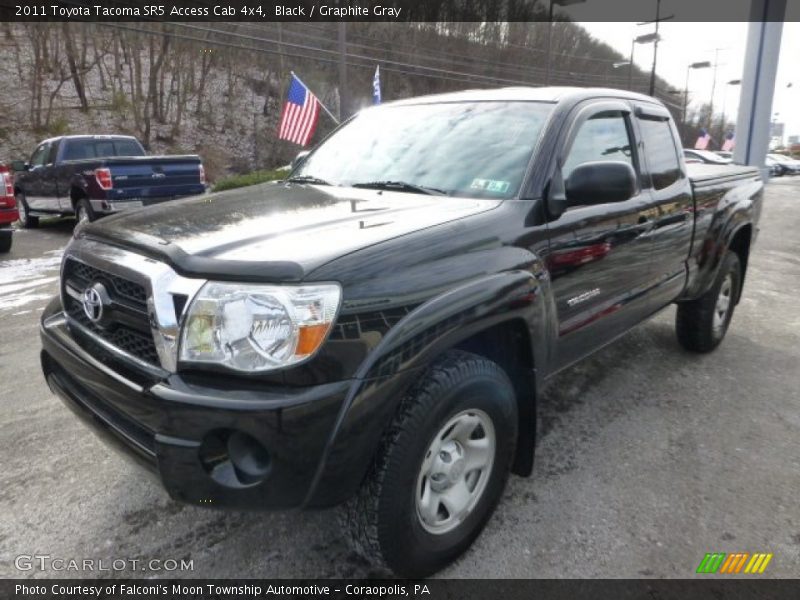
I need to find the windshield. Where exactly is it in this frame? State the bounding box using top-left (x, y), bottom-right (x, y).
top-left (294, 101), bottom-right (553, 198)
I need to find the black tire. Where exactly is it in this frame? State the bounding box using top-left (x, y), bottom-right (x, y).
top-left (676, 251), bottom-right (741, 353)
top-left (0, 231), bottom-right (11, 253)
top-left (75, 198), bottom-right (95, 223)
top-left (340, 350), bottom-right (518, 577)
top-left (16, 192), bottom-right (38, 229)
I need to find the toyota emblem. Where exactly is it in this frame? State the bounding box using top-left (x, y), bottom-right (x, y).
top-left (82, 282), bottom-right (109, 324)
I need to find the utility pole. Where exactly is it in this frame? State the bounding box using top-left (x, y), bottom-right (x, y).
top-left (544, 0), bottom-right (586, 86)
top-left (637, 0), bottom-right (673, 97)
top-left (648, 0), bottom-right (660, 96)
top-left (338, 22), bottom-right (348, 120)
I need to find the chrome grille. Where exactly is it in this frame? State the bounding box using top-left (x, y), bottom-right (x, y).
top-left (62, 258), bottom-right (159, 365)
top-left (64, 258), bottom-right (148, 306)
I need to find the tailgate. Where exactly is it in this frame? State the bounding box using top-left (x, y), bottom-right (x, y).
top-left (105, 156), bottom-right (204, 199)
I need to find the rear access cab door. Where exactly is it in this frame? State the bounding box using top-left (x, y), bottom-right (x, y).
top-left (630, 102), bottom-right (694, 309)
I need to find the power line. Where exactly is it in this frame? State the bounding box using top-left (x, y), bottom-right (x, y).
top-left (167, 21), bottom-right (638, 87)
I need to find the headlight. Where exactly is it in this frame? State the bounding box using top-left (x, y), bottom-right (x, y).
top-left (179, 282), bottom-right (341, 373)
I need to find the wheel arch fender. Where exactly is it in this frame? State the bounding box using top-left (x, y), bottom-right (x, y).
top-left (682, 178), bottom-right (761, 302)
top-left (304, 268), bottom-right (551, 507)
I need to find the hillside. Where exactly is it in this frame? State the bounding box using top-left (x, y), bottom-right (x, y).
top-left (0, 21), bottom-right (681, 182)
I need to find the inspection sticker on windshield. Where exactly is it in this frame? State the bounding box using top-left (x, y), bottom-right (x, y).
top-left (470, 178), bottom-right (510, 193)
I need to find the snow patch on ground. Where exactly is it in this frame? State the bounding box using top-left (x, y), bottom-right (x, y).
top-left (0, 250), bottom-right (63, 312)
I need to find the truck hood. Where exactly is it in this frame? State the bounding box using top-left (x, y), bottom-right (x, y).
top-left (85, 182), bottom-right (501, 281)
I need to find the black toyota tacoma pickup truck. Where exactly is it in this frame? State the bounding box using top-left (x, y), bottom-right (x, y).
top-left (13, 134), bottom-right (205, 227)
top-left (39, 88), bottom-right (763, 577)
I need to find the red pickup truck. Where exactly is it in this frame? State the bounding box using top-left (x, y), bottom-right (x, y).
top-left (0, 164), bottom-right (18, 252)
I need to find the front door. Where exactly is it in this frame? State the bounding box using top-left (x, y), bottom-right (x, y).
top-left (544, 101), bottom-right (655, 371)
top-left (23, 142), bottom-right (50, 210)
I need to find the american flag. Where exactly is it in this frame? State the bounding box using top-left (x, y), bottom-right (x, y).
top-left (277, 74), bottom-right (320, 146)
top-left (694, 128), bottom-right (711, 150)
top-left (721, 131), bottom-right (735, 152)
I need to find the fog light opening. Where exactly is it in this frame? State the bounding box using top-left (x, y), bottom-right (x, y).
top-left (228, 431), bottom-right (271, 484)
top-left (199, 429), bottom-right (271, 488)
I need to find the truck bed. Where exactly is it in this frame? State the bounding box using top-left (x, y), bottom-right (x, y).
top-left (687, 163), bottom-right (761, 187)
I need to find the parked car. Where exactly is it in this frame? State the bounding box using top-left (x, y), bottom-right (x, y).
top-left (12, 135), bottom-right (206, 228)
top-left (767, 153), bottom-right (800, 175)
top-left (0, 164), bottom-right (18, 252)
top-left (40, 88), bottom-right (763, 577)
top-left (764, 156), bottom-right (784, 177)
top-left (684, 148), bottom-right (732, 165)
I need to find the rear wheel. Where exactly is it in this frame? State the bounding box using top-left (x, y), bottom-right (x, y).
top-left (340, 350), bottom-right (518, 577)
top-left (676, 251), bottom-right (741, 352)
top-left (16, 192), bottom-right (38, 229)
top-left (75, 198), bottom-right (95, 223)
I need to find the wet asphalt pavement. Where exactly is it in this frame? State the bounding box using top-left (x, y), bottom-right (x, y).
top-left (0, 179), bottom-right (798, 579)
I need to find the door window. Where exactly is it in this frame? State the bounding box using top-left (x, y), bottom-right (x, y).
top-left (46, 141), bottom-right (59, 165)
top-left (29, 144), bottom-right (49, 167)
top-left (562, 112), bottom-right (634, 180)
top-left (639, 118), bottom-right (682, 190)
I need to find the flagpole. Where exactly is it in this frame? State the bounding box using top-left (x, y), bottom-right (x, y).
top-left (290, 71), bottom-right (340, 125)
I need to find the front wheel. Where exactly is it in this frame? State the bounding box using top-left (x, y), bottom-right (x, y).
top-left (0, 229), bottom-right (11, 253)
top-left (676, 251), bottom-right (741, 353)
top-left (340, 350), bottom-right (518, 577)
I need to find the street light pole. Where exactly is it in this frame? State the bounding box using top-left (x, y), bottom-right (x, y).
top-left (630, 33), bottom-right (659, 94)
top-left (683, 66), bottom-right (691, 125)
top-left (720, 79), bottom-right (742, 133)
top-left (683, 61), bottom-right (712, 128)
top-left (707, 48), bottom-right (726, 129)
top-left (629, 38), bottom-right (635, 91)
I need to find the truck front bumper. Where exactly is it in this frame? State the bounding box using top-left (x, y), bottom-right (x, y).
top-left (40, 304), bottom-right (351, 510)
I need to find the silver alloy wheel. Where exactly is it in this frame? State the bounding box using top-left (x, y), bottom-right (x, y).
top-left (17, 196), bottom-right (26, 224)
top-left (713, 273), bottom-right (733, 334)
top-left (415, 409), bottom-right (496, 535)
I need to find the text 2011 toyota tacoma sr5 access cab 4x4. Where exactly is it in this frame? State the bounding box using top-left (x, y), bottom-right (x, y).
top-left (40, 88), bottom-right (763, 576)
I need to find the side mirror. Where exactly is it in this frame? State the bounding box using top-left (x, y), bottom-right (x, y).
top-left (565, 161), bottom-right (636, 206)
top-left (10, 160), bottom-right (27, 172)
top-left (291, 151), bottom-right (310, 171)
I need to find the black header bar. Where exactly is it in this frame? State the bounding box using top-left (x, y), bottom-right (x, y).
top-left (1, 0), bottom-right (798, 22)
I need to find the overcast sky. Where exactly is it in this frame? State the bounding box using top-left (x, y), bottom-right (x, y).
top-left (579, 21), bottom-right (800, 141)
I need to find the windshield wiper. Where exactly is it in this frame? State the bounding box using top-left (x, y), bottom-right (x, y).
top-left (286, 175), bottom-right (332, 186)
top-left (350, 180), bottom-right (448, 196)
